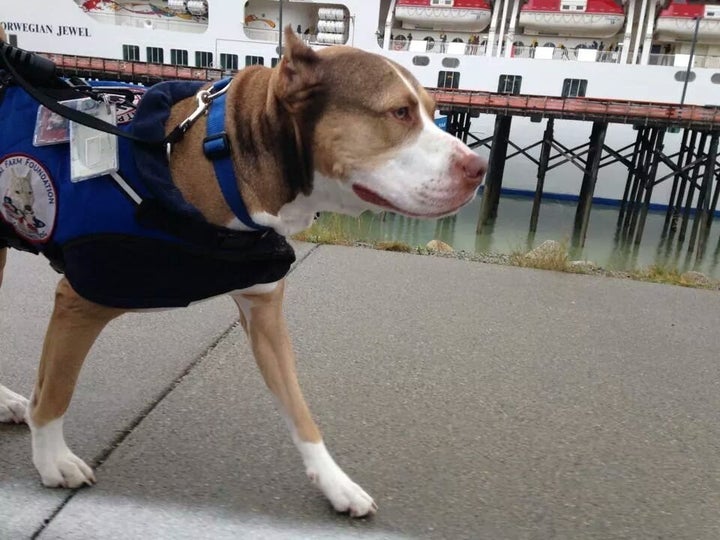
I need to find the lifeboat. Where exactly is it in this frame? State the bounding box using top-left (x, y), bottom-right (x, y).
top-left (656, 3), bottom-right (720, 43)
top-left (519, 0), bottom-right (625, 38)
top-left (395, 0), bottom-right (492, 32)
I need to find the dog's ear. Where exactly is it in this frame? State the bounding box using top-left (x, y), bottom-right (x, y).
top-left (275, 26), bottom-right (323, 113)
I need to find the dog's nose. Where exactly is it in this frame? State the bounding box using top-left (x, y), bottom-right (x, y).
top-left (452, 147), bottom-right (487, 188)
top-left (24, 205), bottom-right (32, 211)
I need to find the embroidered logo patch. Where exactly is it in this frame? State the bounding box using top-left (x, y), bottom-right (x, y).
top-left (0, 154), bottom-right (56, 243)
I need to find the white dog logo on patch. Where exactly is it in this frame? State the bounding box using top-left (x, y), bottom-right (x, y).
top-left (0, 154), bottom-right (56, 243)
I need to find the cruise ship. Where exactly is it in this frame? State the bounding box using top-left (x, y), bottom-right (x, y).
top-left (2, 0), bottom-right (719, 207)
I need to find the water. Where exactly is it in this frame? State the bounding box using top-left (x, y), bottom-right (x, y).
top-left (315, 194), bottom-right (720, 278)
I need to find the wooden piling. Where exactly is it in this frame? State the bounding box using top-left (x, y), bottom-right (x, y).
top-left (693, 132), bottom-right (719, 258)
top-left (530, 118), bottom-right (554, 233)
top-left (633, 128), bottom-right (666, 245)
top-left (477, 115), bottom-right (512, 233)
top-left (573, 121), bottom-right (608, 247)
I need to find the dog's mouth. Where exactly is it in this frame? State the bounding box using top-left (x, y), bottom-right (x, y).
top-left (351, 184), bottom-right (473, 219)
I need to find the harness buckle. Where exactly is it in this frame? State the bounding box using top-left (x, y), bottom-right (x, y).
top-left (203, 132), bottom-right (231, 160)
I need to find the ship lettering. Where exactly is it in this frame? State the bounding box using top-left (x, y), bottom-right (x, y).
top-left (1, 22), bottom-right (54, 34)
top-left (56, 25), bottom-right (90, 37)
top-left (0, 22), bottom-right (90, 38)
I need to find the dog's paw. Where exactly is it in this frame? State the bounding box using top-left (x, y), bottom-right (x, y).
top-left (0, 385), bottom-right (28, 424)
top-left (301, 442), bottom-right (377, 517)
top-left (31, 417), bottom-right (95, 488)
top-left (308, 463), bottom-right (377, 517)
top-left (35, 450), bottom-right (96, 488)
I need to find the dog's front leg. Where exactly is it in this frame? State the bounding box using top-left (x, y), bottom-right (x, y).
top-left (233, 281), bottom-right (377, 517)
top-left (29, 278), bottom-right (124, 488)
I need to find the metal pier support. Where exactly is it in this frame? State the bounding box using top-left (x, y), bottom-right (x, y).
top-left (477, 115), bottom-right (512, 233)
top-left (573, 121), bottom-right (608, 247)
top-left (530, 118), bottom-right (554, 233)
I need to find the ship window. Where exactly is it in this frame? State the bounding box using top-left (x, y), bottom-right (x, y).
top-left (122, 45), bottom-right (140, 62)
top-left (562, 78), bottom-right (587, 97)
top-left (498, 75), bottom-right (522, 95)
top-left (220, 53), bottom-right (238, 71)
top-left (430, 0), bottom-right (454, 5)
top-left (442, 57), bottom-right (460, 68)
top-left (413, 56), bottom-right (430, 66)
top-left (560, 0), bottom-right (586, 12)
top-left (711, 73), bottom-right (720, 84)
top-left (170, 49), bottom-right (188, 66)
top-left (195, 51), bottom-right (213, 68)
top-left (146, 47), bottom-right (164, 64)
top-left (675, 71), bottom-right (696, 82)
top-left (246, 55), bottom-right (264, 66)
top-left (438, 71), bottom-right (460, 89)
top-left (272, 58), bottom-right (280, 68)
top-left (7, 34), bottom-right (17, 47)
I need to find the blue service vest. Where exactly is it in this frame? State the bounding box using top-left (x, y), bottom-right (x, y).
top-left (0, 81), bottom-right (294, 308)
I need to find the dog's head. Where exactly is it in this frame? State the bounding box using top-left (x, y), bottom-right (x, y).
top-left (267, 28), bottom-right (486, 230)
top-left (5, 169), bottom-right (35, 215)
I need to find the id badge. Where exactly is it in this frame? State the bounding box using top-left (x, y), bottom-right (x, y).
top-left (34, 104), bottom-right (71, 146)
top-left (68, 98), bottom-right (119, 182)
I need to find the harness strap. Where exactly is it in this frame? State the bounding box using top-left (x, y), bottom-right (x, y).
top-left (203, 79), bottom-right (268, 231)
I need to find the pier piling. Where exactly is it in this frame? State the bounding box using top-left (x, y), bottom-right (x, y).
top-left (530, 118), bottom-right (554, 233)
top-left (573, 121), bottom-right (608, 247)
top-left (477, 115), bottom-right (512, 233)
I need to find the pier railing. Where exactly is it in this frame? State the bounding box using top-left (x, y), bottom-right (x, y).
top-left (427, 88), bottom-right (720, 130)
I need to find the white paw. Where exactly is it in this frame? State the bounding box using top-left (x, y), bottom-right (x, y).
top-left (30, 416), bottom-right (96, 488)
top-left (0, 385), bottom-right (28, 423)
top-left (300, 442), bottom-right (377, 517)
top-left (35, 450), bottom-right (96, 488)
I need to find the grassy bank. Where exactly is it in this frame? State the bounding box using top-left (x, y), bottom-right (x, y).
top-left (294, 217), bottom-right (720, 291)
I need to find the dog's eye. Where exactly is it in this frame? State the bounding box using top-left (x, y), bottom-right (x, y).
top-left (393, 107), bottom-right (410, 121)
top-left (14, 190), bottom-right (20, 194)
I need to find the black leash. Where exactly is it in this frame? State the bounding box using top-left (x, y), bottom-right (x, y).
top-left (0, 42), bottom-right (175, 148)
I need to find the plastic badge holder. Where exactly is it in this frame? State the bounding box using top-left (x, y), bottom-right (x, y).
top-left (67, 98), bottom-right (119, 182)
top-left (34, 98), bottom-right (120, 181)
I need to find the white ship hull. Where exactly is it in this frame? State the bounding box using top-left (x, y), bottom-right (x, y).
top-left (1, 0), bottom-right (719, 211)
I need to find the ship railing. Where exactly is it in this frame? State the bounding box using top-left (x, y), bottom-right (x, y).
top-left (647, 53), bottom-right (720, 69)
top-left (388, 39), bottom-right (486, 56)
top-left (511, 46), bottom-right (621, 63)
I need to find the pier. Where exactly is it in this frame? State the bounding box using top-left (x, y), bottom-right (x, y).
top-left (429, 88), bottom-right (720, 259)
top-left (43, 51), bottom-right (720, 259)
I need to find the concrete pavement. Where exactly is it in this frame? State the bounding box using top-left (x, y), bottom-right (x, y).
top-left (1, 243), bottom-right (720, 539)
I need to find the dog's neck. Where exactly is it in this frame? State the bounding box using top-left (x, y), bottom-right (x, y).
top-left (249, 172), bottom-right (369, 236)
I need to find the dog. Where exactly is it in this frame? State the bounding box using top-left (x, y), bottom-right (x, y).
top-left (2, 168), bottom-right (41, 235)
top-left (0, 27), bottom-right (486, 517)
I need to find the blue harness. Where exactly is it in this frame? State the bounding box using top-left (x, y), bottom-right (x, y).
top-left (0, 79), bottom-right (294, 308)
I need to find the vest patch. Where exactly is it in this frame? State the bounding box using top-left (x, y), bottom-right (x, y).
top-left (0, 153), bottom-right (56, 244)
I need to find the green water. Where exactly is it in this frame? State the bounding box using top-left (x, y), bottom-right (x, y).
top-left (315, 194), bottom-right (720, 278)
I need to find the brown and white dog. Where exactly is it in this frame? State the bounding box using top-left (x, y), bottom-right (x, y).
top-left (0, 28), bottom-right (485, 517)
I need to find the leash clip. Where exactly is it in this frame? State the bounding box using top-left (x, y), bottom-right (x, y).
top-left (166, 81), bottom-right (232, 158)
